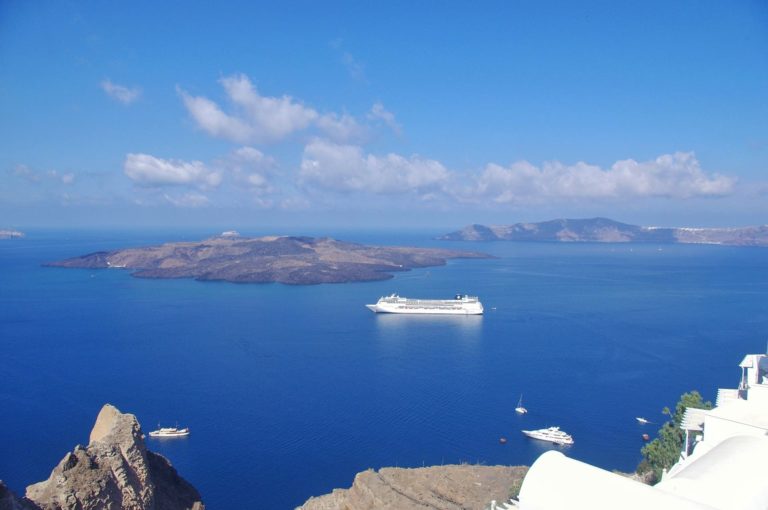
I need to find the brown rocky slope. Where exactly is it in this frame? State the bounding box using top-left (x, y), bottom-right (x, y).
top-left (297, 464), bottom-right (528, 510)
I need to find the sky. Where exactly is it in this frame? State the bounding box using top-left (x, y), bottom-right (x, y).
top-left (1, 0), bottom-right (767, 230)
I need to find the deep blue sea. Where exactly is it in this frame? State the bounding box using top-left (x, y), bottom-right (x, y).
top-left (2, 229), bottom-right (767, 509)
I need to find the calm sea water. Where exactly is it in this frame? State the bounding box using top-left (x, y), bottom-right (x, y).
top-left (1, 229), bottom-right (767, 509)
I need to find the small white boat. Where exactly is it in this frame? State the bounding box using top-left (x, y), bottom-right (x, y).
top-left (636, 417), bottom-right (651, 424)
top-left (148, 426), bottom-right (190, 438)
top-left (515, 394), bottom-right (528, 414)
top-left (522, 426), bottom-right (573, 445)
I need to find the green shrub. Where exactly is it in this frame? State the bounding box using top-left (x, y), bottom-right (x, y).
top-left (639, 391), bottom-right (712, 483)
top-left (508, 478), bottom-right (523, 500)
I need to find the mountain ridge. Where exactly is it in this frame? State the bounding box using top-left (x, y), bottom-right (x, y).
top-left (439, 218), bottom-right (768, 246)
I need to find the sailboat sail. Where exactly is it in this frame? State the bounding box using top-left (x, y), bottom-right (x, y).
top-left (515, 394), bottom-right (527, 414)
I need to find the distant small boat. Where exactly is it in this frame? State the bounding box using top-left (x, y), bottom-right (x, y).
top-left (515, 394), bottom-right (528, 414)
top-left (636, 417), bottom-right (651, 424)
top-left (148, 426), bottom-right (189, 438)
top-left (642, 433), bottom-right (650, 441)
top-left (499, 437), bottom-right (508, 444)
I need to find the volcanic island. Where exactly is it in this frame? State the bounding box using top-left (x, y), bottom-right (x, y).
top-left (47, 233), bottom-right (491, 285)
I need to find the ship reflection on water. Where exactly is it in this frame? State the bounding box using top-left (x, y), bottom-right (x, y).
top-left (372, 313), bottom-right (483, 344)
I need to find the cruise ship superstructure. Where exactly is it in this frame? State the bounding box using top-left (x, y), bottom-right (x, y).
top-left (366, 294), bottom-right (483, 315)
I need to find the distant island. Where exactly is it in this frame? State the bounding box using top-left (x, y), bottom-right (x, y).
top-left (47, 234), bottom-right (490, 284)
top-left (0, 229), bottom-right (24, 239)
top-left (439, 218), bottom-right (768, 247)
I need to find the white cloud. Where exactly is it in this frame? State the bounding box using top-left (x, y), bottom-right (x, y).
top-left (247, 173), bottom-right (268, 187)
top-left (178, 74), bottom-right (318, 143)
top-left (316, 112), bottom-right (367, 142)
top-left (45, 170), bottom-right (76, 185)
top-left (458, 152), bottom-right (735, 204)
top-left (367, 102), bottom-right (402, 135)
top-left (330, 39), bottom-right (366, 82)
top-left (231, 146), bottom-right (270, 165)
top-left (13, 164), bottom-right (40, 182)
top-left (609, 152), bottom-right (734, 197)
top-left (341, 51), bottom-right (366, 81)
top-left (178, 90), bottom-right (255, 143)
top-left (299, 147), bottom-right (735, 206)
top-left (12, 164), bottom-right (76, 185)
top-left (163, 192), bottom-right (210, 208)
top-left (120, 146), bottom-right (736, 213)
top-left (223, 146), bottom-right (275, 192)
top-left (300, 139), bottom-right (449, 194)
top-left (101, 79), bottom-right (141, 105)
top-left (279, 195), bottom-right (311, 210)
top-left (178, 74), bottom-right (390, 144)
top-left (124, 153), bottom-right (222, 189)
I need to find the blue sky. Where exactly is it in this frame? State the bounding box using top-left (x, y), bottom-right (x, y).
top-left (1, 1), bottom-right (767, 229)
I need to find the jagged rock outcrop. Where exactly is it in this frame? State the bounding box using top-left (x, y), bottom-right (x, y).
top-left (23, 404), bottom-right (203, 510)
top-left (298, 464), bottom-right (528, 510)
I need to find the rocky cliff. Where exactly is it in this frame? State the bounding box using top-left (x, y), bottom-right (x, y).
top-left (8, 404), bottom-right (203, 510)
top-left (439, 218), bottom-right (768, 247)
top-left (298, 464), bottom-right (528, 510)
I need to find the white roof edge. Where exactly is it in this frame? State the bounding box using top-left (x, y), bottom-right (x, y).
top-left (739, 354), bottom-right (755, 368)
top-left (680, 407), bottom-right (710, 431)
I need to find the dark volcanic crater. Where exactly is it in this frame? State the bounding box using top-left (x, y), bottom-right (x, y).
top-left (46, 235), bottom-right (491, 285)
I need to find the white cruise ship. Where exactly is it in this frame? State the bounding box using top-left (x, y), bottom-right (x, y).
top-left (365, 294), bottom-right (483, 315)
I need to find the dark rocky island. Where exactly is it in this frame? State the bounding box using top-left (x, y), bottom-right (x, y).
top-left (440, 217), bottom-right (768, 247)
top-left (47, 234), bottom-right (490, 285)
top-left (1, 404), bottom-right (203, 510)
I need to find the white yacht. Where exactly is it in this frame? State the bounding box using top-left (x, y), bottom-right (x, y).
top-left (522, 426), bottom-right (573, 445)
top-left (365, 294), bottom-right (483, 315)
top-left (148, 426), bottom-right (190, 438)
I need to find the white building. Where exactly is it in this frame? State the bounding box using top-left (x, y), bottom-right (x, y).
top-left (677, 353), bottom-right (768, 463)
top-left (514, 353), bottom-right (768, 510)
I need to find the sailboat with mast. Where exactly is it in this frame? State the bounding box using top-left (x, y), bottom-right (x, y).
top-left (515, 394), bottom-right (528, 414)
